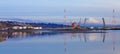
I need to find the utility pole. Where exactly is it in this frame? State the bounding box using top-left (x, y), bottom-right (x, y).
top-left (64, 9), bottom-right (66, 29)
top-left (112, 9), bottom-right (116, 27)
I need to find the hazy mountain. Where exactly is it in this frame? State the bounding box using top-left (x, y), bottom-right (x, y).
top-left (0, 18), bottom-right (37, 23)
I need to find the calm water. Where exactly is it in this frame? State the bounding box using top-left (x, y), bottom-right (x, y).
top-left (0, 30), bottom-right (120, 54)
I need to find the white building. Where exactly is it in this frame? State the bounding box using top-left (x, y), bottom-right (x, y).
top-left (12, 26), bottom-right (42, 30)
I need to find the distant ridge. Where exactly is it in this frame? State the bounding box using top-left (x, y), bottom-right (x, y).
top-left (0, 21), bottom-right (70, 28)
top-left (0, 18), bottom-right (120, 28)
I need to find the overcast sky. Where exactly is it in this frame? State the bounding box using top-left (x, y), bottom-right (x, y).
top-left (0, 0), bottom-right (120, 16)
top-left (0, 0), bottom-right (120, 24)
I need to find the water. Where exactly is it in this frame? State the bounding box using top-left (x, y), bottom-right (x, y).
top-left (0, 30), bottom-right (120, 54)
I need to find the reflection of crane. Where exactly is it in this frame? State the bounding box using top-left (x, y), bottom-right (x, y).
top-left (101, 32), bottom-right (116, 51)
top-left (102, 33), bottom-right (106, 43)
top-left (83, 33), bottom-right (87, 42)
top-left (112, 34), bottom-right (116, 51)
top-left (64, 34), bottom-right (67, 54)
top-left (78, 33), bottom-right (82, 41)
top-left (71, 33), bottom-right (76, 39)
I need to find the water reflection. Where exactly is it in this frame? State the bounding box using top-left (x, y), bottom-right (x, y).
top-left (0, 31), bottom-right (61, 42)
top-left (69, 33), bottom-right (107, 43)
top-left (0, 30), bottom-right (119, 54)
top-left (112, 33), bottom-right (116, 51)
top-left (63, 32), bottom-right (118, 53)
top-left (0, 32), bottom-right (8, 42)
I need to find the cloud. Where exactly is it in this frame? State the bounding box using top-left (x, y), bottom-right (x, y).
top-left (87, 17), bottom-right (100, 23)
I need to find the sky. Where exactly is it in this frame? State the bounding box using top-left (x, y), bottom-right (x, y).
top-left (0, 0), bottom-right (120, 24)
top-left (0, 0), bottom-right (120, 16)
